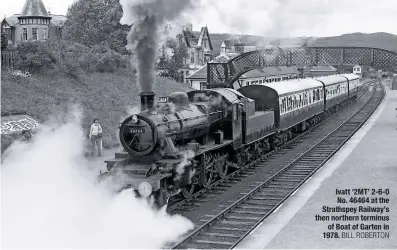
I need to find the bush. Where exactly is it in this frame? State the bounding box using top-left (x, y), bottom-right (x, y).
top-left (15, 42), bottom-right (57, 73)
top-left (13, 39), bottom-right (129, 75)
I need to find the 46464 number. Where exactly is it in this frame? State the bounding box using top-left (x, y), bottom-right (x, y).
top-left (349, 197), bottom-right (370, 203)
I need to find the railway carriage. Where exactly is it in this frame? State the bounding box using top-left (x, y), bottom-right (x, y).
top-left (238, 79), bottom-right (324, 134)
top-left (315, 75), bottom-right (349, 111)
top-left (342, 73), bottom-right (361, 99)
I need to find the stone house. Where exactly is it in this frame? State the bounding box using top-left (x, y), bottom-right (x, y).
top-left (180, 23), bottom-right (213, 83)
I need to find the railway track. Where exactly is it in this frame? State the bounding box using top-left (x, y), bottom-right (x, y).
top-left (167, 80), bottom-right (373, 213)
top-left (169, 80), bottom-right (384, 249)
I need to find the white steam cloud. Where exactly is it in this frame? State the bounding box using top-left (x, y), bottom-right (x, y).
top-left (1, 107), bottom-right (193, 249)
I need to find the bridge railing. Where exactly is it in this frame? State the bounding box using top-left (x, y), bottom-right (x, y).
top-left (207, 46), bottom-right (397, 88)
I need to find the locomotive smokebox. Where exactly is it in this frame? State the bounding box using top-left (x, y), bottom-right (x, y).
top-left (140, 92), bottom-right (155, 111)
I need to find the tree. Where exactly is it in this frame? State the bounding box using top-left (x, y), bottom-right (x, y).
top-left (156, 34), bottom-right (189, 81)
top-left (62, 0), bottom-right (129, 54)
top-left (1, 33), bottom-right (8, 50)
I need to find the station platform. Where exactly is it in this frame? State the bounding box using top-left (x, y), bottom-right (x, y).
top-left (236, 80), bottom-right (397, 249)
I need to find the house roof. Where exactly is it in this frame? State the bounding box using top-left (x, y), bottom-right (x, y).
top-left (197, 26), bottom-right (213, 50)
top-left (182, 29), bottom-right (198, 48)
top-left (186, 65), bottom-right (207, 79)
top-left (310, 65), bottom-right (337, 72)
top-left (183, 26), bottom-right (213, 51)
top-left (2, 13), bottom-right (66, 27)
top-left (20, 0), bottom-right (49, 17)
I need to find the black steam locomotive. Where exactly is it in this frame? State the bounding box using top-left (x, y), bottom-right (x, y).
top-left (102, 74), bottom-right (361, 207)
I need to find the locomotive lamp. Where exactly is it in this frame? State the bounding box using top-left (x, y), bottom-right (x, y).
top-left (140, 92), bottom-right (155, 111)
top-left (131, 114), bottom-right (138, 123)
top-left (138, 181), bottom-right (152, 197)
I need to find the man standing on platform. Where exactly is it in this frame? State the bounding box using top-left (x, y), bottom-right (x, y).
top-left (89, 118), bottom-right (103, 157)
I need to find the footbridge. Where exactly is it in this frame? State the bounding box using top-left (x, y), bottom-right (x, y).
top-left (206, 46), bottom-right (397, 88)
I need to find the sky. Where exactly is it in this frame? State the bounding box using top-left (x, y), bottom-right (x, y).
top-left (1, 0), bottom-right (396, 38)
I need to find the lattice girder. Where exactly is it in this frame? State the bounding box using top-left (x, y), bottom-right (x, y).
top-left (207, 46), bottom-right (397, 88)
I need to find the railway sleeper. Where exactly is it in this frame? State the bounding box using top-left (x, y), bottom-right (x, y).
top-left (289, 167), bottom-right (317, 171)
top-left (266, 179), bottom-right (307, 187)
top-left (265, 184), bottom-right (297, 189)
top-left (201, 232), bottom-right (243, 238)
top-left (212, 226), bottom-right (251, 232)
top-left (296, 160), bottom-right (324, 165)
top-left (232, 209), bottom-right (269, 216)
top-left (190, 239), bottom-right (235, 247)
top-left (244, 198), bottom-right (283, 206)
top-left (219, 219), bottom-right (255, 226)
top-left (271, 178), bottom-right (305, 183)
top-left (289, 166), bottom-right (316, 170)
top-left (280, 173), bottom-right (310, 177)
top-left (237, 204), bottom-right (274, 210)
top-left (225, 214), bottom-right (262, 221)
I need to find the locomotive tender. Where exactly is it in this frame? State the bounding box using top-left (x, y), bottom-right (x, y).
top-left (102, 73), bottom-right (361, 207)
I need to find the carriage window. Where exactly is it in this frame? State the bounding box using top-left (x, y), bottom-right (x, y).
top-left (299, 95), bottom-right (302, 107)
top-left (294, 95), bottom-right (298, 108)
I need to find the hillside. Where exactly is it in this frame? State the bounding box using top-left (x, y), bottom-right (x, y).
top-left (1, 71), bottom-right (192, 150)
top-left (201, 32), bottom-right (397, 54)
top-left (311, 32), bottom-right (397, 52)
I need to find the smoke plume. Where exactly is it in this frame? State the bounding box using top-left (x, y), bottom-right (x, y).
top-left (1, 107), bottom-right (193, 249)
top-left (120, 0), bottom-right (198, 93)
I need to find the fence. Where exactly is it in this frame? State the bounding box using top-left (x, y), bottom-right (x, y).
top-left (1, 49), bottom-right (18, 70)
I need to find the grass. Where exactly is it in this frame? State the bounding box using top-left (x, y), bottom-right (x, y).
top-left (1, 69), bottom-right (192, 150)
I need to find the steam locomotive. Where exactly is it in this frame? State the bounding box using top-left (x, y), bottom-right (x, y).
top-left (102, 73), bottom-right (361, 207)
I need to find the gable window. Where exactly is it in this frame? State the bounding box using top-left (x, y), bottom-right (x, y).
top-left (200, 82), bottom-right (207, 90)
top-left (190, 52), bottom-right (194, 63)
top-left (32, 28), bottom-right (38, 40)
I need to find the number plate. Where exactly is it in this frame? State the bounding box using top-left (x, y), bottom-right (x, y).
top-left (130, 128), bottom-right (145, 133)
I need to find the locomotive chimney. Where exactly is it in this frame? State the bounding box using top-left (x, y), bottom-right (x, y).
top-left (140, 92), bottom-right (155, 111)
